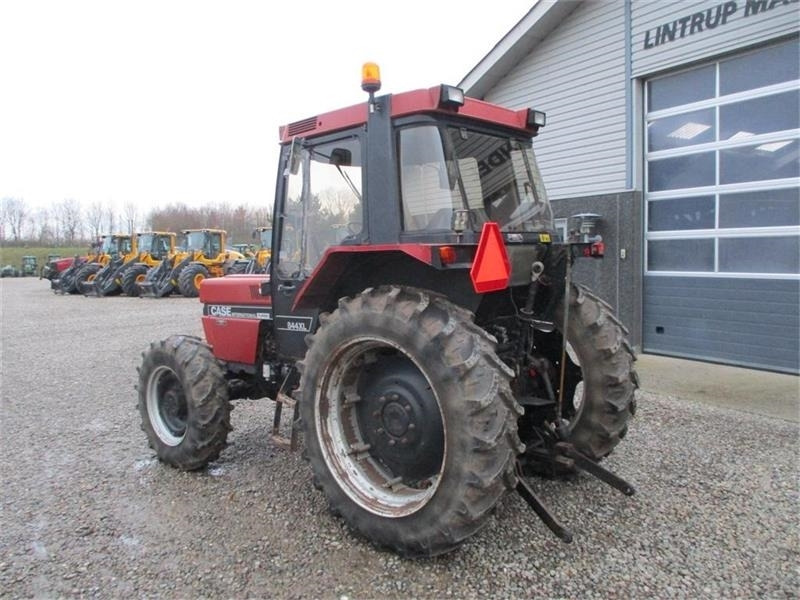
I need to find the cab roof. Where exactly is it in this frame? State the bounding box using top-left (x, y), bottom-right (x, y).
top-left (278, 86), bottom-right (534, 143)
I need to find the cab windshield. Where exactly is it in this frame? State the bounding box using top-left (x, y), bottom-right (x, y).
top-left (399, 125), bottom-right (553, 233)
top-left (138, 234), bottom-right (155, 253)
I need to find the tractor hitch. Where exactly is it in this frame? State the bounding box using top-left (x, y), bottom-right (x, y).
top-left (516, 442), bottom-right (635, 543)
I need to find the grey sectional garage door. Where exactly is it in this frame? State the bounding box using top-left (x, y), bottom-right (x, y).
top-left (643, 40), bottom-right (799, 373)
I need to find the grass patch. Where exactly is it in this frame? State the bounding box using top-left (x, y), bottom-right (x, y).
top-left (0, 246), bottom-right (88, 272)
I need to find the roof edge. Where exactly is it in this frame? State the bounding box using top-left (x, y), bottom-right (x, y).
top-left (460, 0), bottom-right (582, 99)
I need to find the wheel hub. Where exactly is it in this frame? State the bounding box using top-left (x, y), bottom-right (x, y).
top-left (381, 399), bottom-right (410, 437)
top-left (147, 365), bottom-right (188, 446)
top-left (356, 356), bottom-right (444, 483)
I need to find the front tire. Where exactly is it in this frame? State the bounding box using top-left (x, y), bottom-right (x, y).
top-left (73, 263), bottom-right (102, 294)
top-left (137, 335), bottom-right (232, 470)
top-left (300, 286), bottom-right (523, 557)
top-left (121, 264), bottom-right (149, 296)
top-left (551, 284), bottom-right (638, 461)
top-left (177, 263), bottom-right (209, 297)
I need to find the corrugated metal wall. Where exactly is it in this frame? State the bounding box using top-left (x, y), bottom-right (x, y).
top-left (483, 0), bottom-right (628, 200)
top-left (632, 0), bottom-right (799, 77)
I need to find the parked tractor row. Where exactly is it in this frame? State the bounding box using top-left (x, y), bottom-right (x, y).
top-left (44, 228), bottom-right (271, 298)
top-left (1, 255), bottom-right (39, 278)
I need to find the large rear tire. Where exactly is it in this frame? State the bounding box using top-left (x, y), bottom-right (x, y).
top-left (300, 286), bottom-right (523, 557)
top-left (553, 284), bottom-right (638, 461)
top-left (137, 335), bottom-right (232, 470)
top-left (177, 263), bottom-right (209, 297)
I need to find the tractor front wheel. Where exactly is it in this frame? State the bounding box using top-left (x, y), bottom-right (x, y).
top-left (300, 286), bottom-right (523, 557)
top-left (554, 284), bottom-right (638, 461)
top-left (121, 264), bottom-right (149, 296)
top-left (137, 335), bottom-right (232, 470)
top-left (177, 264), bottom-right (209, 297)
top-left (73, 263), bottom-right (101, 294)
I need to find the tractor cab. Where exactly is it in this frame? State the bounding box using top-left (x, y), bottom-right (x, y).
top-left (136, 231), bottom-right (175, 261)
top-left (184, 229), bottom-right (225, 262)
top-left (20, 255), bottom-right (37, 276)
top-left (98, 234), bottom-right (135, 261)
top-left (269, 67), bottom-right (557, 357)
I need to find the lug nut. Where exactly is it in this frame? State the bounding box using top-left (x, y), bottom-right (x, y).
top-left (388, 439), bottom-right (396, 446)
top-left (408, 423), bottom-right (416, 430)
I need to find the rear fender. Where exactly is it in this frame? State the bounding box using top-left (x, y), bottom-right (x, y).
top-left (293, 246), bottom-right (481, 314)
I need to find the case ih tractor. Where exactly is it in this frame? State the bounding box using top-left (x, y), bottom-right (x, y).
top-left (138, 65), bottom-right (638, 557)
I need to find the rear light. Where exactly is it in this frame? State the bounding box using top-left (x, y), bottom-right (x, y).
top-left (527, 109), bottom-right (546, 129)
top-left (583, 241), bottom-right (605, 258)
top-left (438, 246), bottom-right (457, 265)
top-left (439, 85), bottom-right (465, 110)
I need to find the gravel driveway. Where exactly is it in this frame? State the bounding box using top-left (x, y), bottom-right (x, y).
top-left (1, 278), bottom-right (797, 598)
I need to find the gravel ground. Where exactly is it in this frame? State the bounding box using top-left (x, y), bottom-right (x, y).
top-left (1, 277), bottom-right (798, 598)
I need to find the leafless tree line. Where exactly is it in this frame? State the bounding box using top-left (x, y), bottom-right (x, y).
top-left (0, 197), bottom-right (273, 247)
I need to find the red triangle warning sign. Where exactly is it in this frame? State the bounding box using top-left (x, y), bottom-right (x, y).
top-left (470, 222), bottom-right (510, 293)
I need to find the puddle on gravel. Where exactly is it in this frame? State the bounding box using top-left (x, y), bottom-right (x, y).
top-left (133, 458), bottom-right (156, 472)
top-left (31, 541), bottom-right (48, 559)
top-left (208, 465), bottom-right (225, 477)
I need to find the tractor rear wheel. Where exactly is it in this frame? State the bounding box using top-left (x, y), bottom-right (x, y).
top-left (137, 335), bottom-right (232, 470)
top-left (300, 286), bottom-right (523, 557)
top-left (178, 263), bottom-right (209, 297)
top-left (121, 264), bottom-right (149, 296)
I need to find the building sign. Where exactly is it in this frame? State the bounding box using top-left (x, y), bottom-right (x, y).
top-left (643, 0), bottom-right (798, 50)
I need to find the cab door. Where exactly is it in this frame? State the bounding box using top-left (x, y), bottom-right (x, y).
top-left (270, 140), bottom-right (317, 359)
top-left (270, 133), bottom-right (364, 359)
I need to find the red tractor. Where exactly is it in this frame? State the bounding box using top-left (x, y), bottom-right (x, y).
top-left (138, 65), bottom-right (638, 557)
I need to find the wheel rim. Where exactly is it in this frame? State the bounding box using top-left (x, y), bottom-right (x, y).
top-left (193, 273), bottom-right (205, 289)
top-left (146, 365), bottom-right (188, 446)
top-left (561, 341), bottom-right (585, 426)
top-left (135, 273), bottom-right (146, 283)
top-left (315, 336), bottom-right (445, 518)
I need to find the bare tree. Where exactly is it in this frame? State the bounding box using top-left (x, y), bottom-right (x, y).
top-left (123, 202), bottom-right (138, 234)
top-left (104, 206), bottom-right (116, 235)
top-left (1, 197), bottom-right (29, 241)
top-left (33, 207), bottom-right (55, 245)
top-left (85, 202), bottom-right (105, 239)
top-left (55, 199), bottom-right (84, 244)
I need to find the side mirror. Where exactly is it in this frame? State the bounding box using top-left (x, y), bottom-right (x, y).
top-left (287, 137), bottom-right (303, 176)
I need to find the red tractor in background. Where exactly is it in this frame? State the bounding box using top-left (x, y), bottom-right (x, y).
top-left (138, 65), bottom-right (638, 557)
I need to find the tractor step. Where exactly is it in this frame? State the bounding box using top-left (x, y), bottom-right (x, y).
top-left (516, 443), bottom-right (636, 542)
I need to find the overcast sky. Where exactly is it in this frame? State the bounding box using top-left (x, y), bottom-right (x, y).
top-left (0, 0), bottom-right (534, 216)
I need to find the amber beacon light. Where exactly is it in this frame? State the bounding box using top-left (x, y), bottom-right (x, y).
top-left (361, 62), bottom-right (381, 94)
